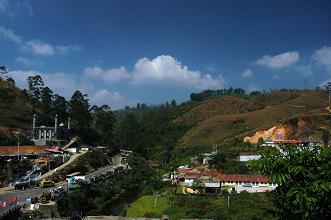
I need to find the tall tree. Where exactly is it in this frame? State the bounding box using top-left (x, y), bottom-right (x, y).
top-left (53, 94), bottom-right (68, 124)
top-left (69, 90), bottom-right (92, 131)
top-left (27, 75), bottom-right (44, 101)
top-left (92, 104), bottom-right (115, 147)
top-left (40, 86), bottom-right (54, 125)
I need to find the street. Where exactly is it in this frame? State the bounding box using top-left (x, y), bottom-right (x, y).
top-left (0, 154), bottom-right (122, 216)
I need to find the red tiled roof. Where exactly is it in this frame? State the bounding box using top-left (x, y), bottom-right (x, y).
top-left (183, 173), bottom-right (200, 179)
top-left (0, 145), bottom-right (48, 155)
top-left (218, 174), bottom-right (270, 182)
top-left (200, 170), bottom-right (269, 182)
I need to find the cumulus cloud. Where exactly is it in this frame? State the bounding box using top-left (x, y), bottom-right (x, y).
top-left (256, 51), bottom-right (300, 69)
top-left (0, 26), bottom-right (82, 56)
top-left (84, 66), bottom-right (130, 83)
top-left (94, 89), bottom-right (123, 102)
top-left (23, 40), bottom-right (55, 56)
top-left (130, 55), bottom-right (226, 89)
top-left (241, 69), bottom-right (253, 78)
top-left (312, 46), bottom-right (331, 74)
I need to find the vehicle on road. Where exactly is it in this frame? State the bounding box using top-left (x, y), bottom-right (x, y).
top-left (14, 180), bottom-right (38, 190)
top-left (40, 179), bottom-right (55, 188)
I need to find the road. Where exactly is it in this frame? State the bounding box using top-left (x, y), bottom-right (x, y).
top-left (0, 154), bottom-right (122, 216)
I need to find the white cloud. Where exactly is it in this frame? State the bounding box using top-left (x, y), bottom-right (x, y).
top-left (23, 40), bottom-right (55, 56)
top-left (84, 66), bottom-right (129, 83)
top-left (0, 26), bottom-right (22, 43)
top-left (256, 51), bottom-right (300, 69)
top-left (241, 69), bottom-right (253, 78)
top-left (6, 69), bottom-right (127, 109)
top-left (15, 57), bottom-right (33, 66)
top-left (7, 70), bottom-right (79, 98)
top-left (312, 46), bottom-right (331, 74)
top-left (130, 55), bottom-right (226, 90)
top-left (94, 89), bottom-right (123, 102)
top-left (0, 26), bottom-right (82, 56)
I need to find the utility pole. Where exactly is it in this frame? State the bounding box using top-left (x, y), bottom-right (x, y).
top-left (227, 195), bottom-right (230, 208)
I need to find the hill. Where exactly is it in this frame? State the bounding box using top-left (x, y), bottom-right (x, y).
top-left (173, 90), bottom-right (330, 147)
top-left (0, 79), bottom-right (34, 129)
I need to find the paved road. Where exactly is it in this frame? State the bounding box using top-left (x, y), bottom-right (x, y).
top-left (0, 154), bottom-right (122, 216)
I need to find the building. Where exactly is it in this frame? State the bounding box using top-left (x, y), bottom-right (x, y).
top-left (0, 145), bottom-right (49, 159)
top-left (174, 166), bottom-right (277, 194)
top-left (32, 114), bottom-right (70, 146)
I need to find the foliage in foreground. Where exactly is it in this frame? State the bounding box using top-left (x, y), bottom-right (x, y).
top-left (257, 145), bottom-right (331, 219)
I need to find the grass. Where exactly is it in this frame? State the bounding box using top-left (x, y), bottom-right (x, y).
top-left (126, 194), bottom-right (171, 217)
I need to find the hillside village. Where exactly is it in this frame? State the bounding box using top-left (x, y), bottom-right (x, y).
top-left (0, 73), bottom-right (330, 219)
top-left (0, 1), bottom-right (331, 219)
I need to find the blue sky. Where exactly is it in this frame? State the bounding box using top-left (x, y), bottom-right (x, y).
top-left (1, 0), bottom-right (331, 109)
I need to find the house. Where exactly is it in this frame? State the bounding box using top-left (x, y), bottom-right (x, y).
top-left (174, 166), bottom-right (277, 194)
top-left (217, 173), bottom-right (277, 193)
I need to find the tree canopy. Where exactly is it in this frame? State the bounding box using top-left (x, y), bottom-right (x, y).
top-left (257, 145), bottom-right (331, 219)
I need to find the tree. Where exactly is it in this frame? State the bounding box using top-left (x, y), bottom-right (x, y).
top-left (40, 86), bottom-right (54, 125)
top-left (0, 66), bottom-right (7, 79)
top-left (257, 145), bottom-right (331, 219)
top-left (117, 113), bottom-right (143, 153)
top-left (27, 75), bottom-right (44, 101)
top-left (69, 90), bottom-right (92, 133)
top-left (92, 105), bottom-right (115, 147)
top-left (171, 99), bottom-right (177, 107)
top-left (6, 77), bottom-right (15, 86)
top-left (324, 81), bottom-right (331, 102)
top-left (53, 94), bottom-right (68, 124)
